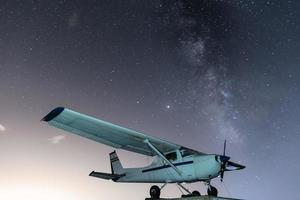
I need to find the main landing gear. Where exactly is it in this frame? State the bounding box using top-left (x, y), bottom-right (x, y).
top-left (149, 185), bottom-right (161, 199)
top-left (177, 183), bottom-right (201, 198)
top-left (149, 183), bottom-right (201, 199)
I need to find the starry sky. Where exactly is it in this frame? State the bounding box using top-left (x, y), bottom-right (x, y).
top-left (0, 0), bottom-right (299, 199)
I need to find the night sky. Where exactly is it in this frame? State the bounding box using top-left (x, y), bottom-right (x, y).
top-left (0, 1), bottom-right (299, 199)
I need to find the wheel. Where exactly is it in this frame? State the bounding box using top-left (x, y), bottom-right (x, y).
top-left (207, 185), bottom-right (218, 196)
top-left (150, 185), bottom-right (160, 199)
top-left (192, 190), bottom-right (201, 196)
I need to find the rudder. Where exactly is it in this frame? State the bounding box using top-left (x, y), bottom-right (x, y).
top-left (110, 151), bottom-right (124, 174)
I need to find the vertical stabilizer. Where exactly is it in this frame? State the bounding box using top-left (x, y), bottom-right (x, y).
top-left (110, 151), bottom-right (125, 174)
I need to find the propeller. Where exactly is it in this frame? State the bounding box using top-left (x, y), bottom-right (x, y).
top-left (216, 140), bottom-right (245, 182)
top-left (219, 140), bottom-right (230, 182)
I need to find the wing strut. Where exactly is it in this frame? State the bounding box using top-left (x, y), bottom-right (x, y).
top-left (144, 139), bottom-right (182, 175)
top-left (177, 183), bottom-right (192, 194)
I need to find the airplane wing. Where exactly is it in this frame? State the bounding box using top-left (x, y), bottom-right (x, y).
top-left (42, 107), bottom-right (202, 156)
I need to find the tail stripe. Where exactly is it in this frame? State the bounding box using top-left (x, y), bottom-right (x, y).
top-left (111, 158), bottom-right (119, 162)
top-left (109, 150), bottom-right (124, 174)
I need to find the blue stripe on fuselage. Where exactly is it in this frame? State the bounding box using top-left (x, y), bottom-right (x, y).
top-left (142, 161), bottom-right (193, 173)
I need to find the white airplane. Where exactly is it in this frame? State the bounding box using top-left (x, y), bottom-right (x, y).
top-left (42, 107), bottom-right (245, 198)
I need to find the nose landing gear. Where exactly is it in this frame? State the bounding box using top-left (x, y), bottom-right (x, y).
top-left (207, 185), bottom-right (218, 196)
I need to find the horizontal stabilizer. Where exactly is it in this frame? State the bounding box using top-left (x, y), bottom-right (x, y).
top-left (89, 171), bottom-right (125, 181)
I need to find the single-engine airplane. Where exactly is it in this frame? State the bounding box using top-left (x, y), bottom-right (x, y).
top-left (42, 107), bottom-right (245, 198)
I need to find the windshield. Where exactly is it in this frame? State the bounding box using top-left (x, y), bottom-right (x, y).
top-left (180, 148), bottom-right (198, 157)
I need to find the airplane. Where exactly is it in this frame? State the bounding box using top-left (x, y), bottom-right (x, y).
top-left (42, 107), bottom-right (245, 199)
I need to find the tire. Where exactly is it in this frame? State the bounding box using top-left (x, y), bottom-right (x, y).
top-left (207, 185), bottom-right (218, 196)
top-left (150, 185), bottom-right (160, 199)
top-left (192, 190), bottom-right (201, 196)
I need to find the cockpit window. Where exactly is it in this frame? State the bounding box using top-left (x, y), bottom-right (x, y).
top-left (165, 152), bottom-right (177, 161)
top-left (180, 149), bottom-right (194, 157)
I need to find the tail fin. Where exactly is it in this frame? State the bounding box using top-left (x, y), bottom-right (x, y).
top-left (110, 151), bottom-right (125, 174)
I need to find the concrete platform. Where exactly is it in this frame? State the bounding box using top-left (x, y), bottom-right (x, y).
top-left (145, 196), bottom-right (243, 200)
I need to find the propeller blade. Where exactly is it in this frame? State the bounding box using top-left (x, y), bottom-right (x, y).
top-left (220, 140), bottom-right (227, 182)
top-left (220, 170), bottom-right (224, 182)
top-left (223, 140), bottom-right (227, 156)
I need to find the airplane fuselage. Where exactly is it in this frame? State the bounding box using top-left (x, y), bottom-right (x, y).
top-left (116, 154), bottom-right (221, 183)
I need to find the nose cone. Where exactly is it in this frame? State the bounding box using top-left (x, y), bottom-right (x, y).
top-left (219, 155), bottom-right (230, 163)
top-left (239, 165), bottom-right (246, 170)
top-left (226, 161), bottom-right (246, 171)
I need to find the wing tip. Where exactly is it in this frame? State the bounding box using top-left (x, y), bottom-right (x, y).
top-left (89, 171), bottom-right (95, 176)
top-left (42, 107), bottom-right (65, 122)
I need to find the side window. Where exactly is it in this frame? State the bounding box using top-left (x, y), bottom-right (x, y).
top-left (180, 149), bottom-right (192, 157)
top-left (165, 152), bottom-right (177, 161)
